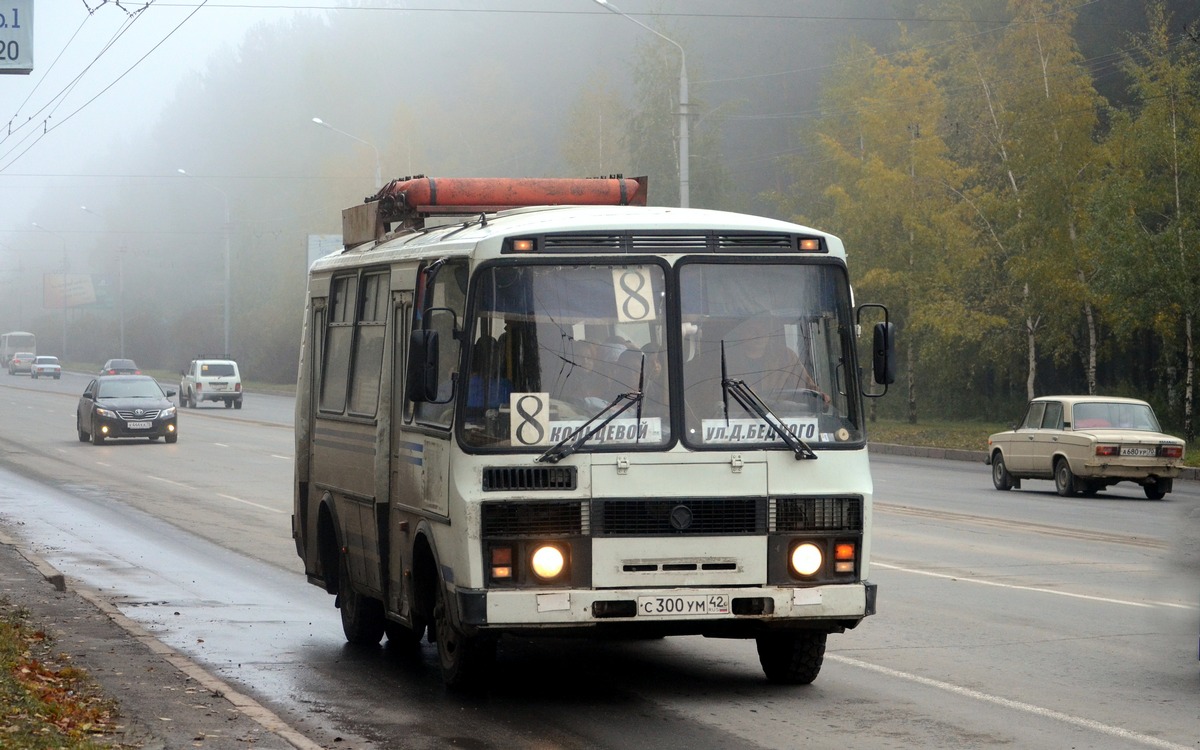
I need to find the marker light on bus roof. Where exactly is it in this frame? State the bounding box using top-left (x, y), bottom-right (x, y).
top-left (798, 239), bottom-right (821, 251)
top-left (512, 238), bottom-right (535, 252)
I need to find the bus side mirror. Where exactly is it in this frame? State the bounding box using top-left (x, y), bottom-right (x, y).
top-left (872, 322), bottom-right (896, 386)
top-left (407, 329), bottom-right (440, 403)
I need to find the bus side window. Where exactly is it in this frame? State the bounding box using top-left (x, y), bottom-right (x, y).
top-left (347, 271), bottom-right (389, 417)
top-left (320, 274), bottom-right (357, 414)
top-left (413, 261), bottom-right (467, 427)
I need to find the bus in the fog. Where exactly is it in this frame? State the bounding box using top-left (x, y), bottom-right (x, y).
top-left (292, 176), bottom-right (895, 688)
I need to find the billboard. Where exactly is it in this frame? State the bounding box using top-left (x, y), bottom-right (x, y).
top-left (0, 1), bottom-right (33, 75)
top-left (43, 274), bottom-right (115, 310)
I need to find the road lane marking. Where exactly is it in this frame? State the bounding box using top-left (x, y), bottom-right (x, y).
top-left (149, 476), bottom-right (190, 488)
top-left (218, 493), bottom-right (285, 514)
top-left (270, 454), bottom-right (291, 460)
top-left (873, 561), bottom-right (1194, 610)
top-left (829, 655), bottom-right (1194, 750)
top-left (215, 443), bottom-right (230, 448)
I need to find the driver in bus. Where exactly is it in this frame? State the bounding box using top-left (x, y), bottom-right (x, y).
top-left (734, 318), bottom-right (829, 406)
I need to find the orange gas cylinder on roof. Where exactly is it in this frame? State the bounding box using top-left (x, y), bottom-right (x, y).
top-left (379, 176), bottom-right (647, 214)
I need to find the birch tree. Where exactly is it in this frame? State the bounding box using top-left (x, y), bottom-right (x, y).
top-left (1092, 1), bottom-right (1200, 439)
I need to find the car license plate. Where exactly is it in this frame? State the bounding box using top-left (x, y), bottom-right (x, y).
top-left (211, 383), bottom-right (227, 390)
top-left (126, 421), bottom-right (152, 429)
top-left (637, 594), bottom-right (730, 617)
top-left (1120, 446), bottom-right (1155, 457)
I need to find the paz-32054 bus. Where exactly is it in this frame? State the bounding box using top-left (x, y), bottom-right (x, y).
top-left (293, 176), bottom-right (895, 687)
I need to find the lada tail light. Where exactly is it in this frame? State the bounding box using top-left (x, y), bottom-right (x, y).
top-left (1095, 445), bottom-right (1119, 456)
top-left (1160, 445), bottom-right (1183, 459)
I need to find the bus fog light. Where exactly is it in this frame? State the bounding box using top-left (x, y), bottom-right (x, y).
top-left (530, 544), bottom-right (566, 580)
top-left (790, 543), bottom-right (823, 577)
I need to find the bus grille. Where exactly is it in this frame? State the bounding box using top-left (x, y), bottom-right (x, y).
top-left (593, 498), bottom-right (766, 537)
top-left (773, 496), bottom-right (863, 531)
top-left (481, 501), bottom-right (585, 537)
top-left (482, 466), bottom-right (577, 491)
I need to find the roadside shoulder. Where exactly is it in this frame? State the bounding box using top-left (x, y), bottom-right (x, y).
top-left (0, 527), bottom-right (322, 750)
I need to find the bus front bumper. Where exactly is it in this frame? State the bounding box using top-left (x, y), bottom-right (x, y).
top-left (455, 581), bottom-right (876, 636)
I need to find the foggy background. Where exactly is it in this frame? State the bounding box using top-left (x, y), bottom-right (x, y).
top-left (1, 0), bottom-right (1194, 384)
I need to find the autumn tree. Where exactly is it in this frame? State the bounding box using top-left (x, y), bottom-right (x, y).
top-left (774, 37), bottom-right (990, 423)
top-left (1091, 1), bottom-right (1200, 439)
top-left (936, 0), bottom-right (1107, 401)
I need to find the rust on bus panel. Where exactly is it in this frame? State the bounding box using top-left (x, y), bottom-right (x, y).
top-left (379, 176), bottom-right (648, 213)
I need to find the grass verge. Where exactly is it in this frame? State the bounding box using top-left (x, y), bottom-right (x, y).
top-left (0, 598), bottom-right (122, 749)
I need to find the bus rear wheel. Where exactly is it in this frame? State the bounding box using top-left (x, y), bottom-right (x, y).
top-left (756, 631), bottom-right (827, 684)
top-left (433, 582), bottom-right (494, 689)
top-left (337, 555), bottom-right (385, 645)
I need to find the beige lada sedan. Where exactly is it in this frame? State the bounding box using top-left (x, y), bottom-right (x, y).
top-left (986, 395), bottom-right (1185, 500)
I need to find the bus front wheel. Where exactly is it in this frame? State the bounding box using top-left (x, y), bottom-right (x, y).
top-left (756, 631), bottom-right (827, 684)
top-left (433, 582), bottom-right (494, 689)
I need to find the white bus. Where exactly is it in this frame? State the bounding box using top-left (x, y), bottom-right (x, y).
top-left (0, 331), bottom-right (36, 367)
top-left (293, 176), bottom-right (895, 688)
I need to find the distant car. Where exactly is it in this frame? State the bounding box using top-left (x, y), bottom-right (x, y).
top-left (30, 356), bottom-right (61, 379)
top-left (986, 395), bottom-right (1185, 500)
top-left (100, 358), bottom-right (141, 375)
top-left (8, 352), bottom-right (35, 375)
top-left (180, 357), bottom-right (242, 409)
top-left (76, 375), bottom-right (178, 445)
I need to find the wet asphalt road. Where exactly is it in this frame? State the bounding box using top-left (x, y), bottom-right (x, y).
top-left (1, 373), bottom-right (1197, 749)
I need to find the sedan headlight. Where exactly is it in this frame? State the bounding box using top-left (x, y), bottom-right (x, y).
top-left (95, 407), bottom-right (116, 419)
top-left (161, 406), bottom-right (177, 418)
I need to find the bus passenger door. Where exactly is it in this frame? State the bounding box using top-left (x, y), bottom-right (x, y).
top-left (387, 293), bottom-right (418, 618)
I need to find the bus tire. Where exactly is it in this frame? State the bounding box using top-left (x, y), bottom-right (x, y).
top-left (337, 554), bottom-right (385, 645)
top-left (433, 582), bottom-right (494, 689)
top-left (756, 631), bottom-right (826, 685)
top-left (384, 619), bottom-right (425, 650)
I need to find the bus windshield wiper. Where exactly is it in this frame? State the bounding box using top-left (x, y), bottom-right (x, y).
top-left (720, 340), bottom-right (817, 461)
top-left (538, 354), bottom-right (646, 464)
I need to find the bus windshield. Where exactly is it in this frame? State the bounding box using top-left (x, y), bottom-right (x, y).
top-left (461, 261), bottom-right (670, 450)
top-left (459, 259), bottom-right (863, 452)
top-left (679, 260), bottom-right (862, 448)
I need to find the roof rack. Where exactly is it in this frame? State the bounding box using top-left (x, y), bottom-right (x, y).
top-left (341, 175), bottom-right (648, 248)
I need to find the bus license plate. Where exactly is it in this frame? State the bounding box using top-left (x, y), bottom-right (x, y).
top-left (638, 594), bottom-right (730, 617)
top-left (126, 421), bottom-right (151, 429)
top-left (1120, 446), bottom-right (1155, 457)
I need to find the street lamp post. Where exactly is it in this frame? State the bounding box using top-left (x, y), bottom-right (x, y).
top-left (593, 0), bottom-right (688, 208)
top-left (31, 222), bottom-right (68, 359)
top-left (177, 169), bottom-right (231, 356)
top-left (80, 206), bottom-right (126, 358)
top-left (312, 117), bottom-right (383, 189)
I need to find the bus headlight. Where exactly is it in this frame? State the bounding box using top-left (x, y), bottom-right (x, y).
top-left (530, 544), bottom-right (566, 581)
top-left (790, 542), bottom-right (823, 577)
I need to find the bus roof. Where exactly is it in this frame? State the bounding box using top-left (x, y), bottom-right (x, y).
top-left (312, 204), bottom-right (846, 275)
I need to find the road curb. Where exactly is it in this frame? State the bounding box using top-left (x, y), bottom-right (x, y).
top-left (868, 442), bottom-right (1200, 481)
top-left (0, 528), bottom-right (327, 750)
